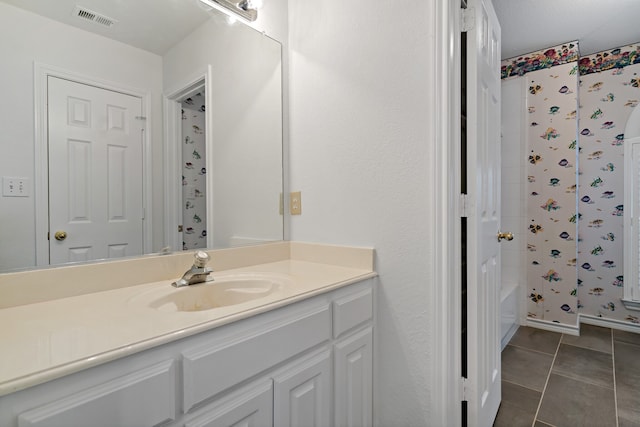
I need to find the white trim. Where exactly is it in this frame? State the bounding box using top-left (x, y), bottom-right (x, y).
top-left (525, 317), bottom-right (579, 336)
top-left (501, 324), bottom-right (519, 351)
top-left (431, 0), bottom-right (461, 425)
top-left (33, 62), bottom-right (153, 266)
top-left (580, 313), bottom-right (640, 333)
top-left (163, 66), bottom-right (214, 252)
top-left (621, 298), bottom-right (640, 311)
top-left (623, 136), bottom-right (640, 303)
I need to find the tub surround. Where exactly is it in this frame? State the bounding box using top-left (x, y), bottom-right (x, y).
top-left (0, 242), bottom-right (375, 396)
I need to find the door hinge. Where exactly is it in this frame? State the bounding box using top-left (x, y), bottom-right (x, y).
top-left (459, 193), bottom-right (469, 218)
top-left (47, 231), bottom-right (50, 241)
top-left (461, 7), bottom-right (475, 32)
top-left (460, 377), bottom-right (468, 402)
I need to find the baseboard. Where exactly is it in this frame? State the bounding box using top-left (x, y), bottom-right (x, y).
top-left (580, 314), bottom-right (640, 333)
top-left (501, 323), bottom-right (519, 351)
top-left (525, 317), bottom-right (580, 336)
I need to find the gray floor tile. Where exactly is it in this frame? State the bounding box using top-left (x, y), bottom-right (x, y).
top-left (501, 380), bottom-right (541, 413)
top-left (551, 343), bottom-right (613, 389)
top-left (502, 345), bottom-right (554, 392)
top-left (534, 422), bottom-right (555, 427)
top-left (619, 417), bottom-right (640, 427)
top-left (508, 326), bottom-right (562, 355)
top-left (537, 374), bottom-right (616, 427)
top-left (613, 329), bottom-right (640, 347)
top-left (493, 402), bottom-right (535, 427)
top-left (614, 341), bottom-right (640, 422)
top-left (561, 324), bottom-right (612, 354)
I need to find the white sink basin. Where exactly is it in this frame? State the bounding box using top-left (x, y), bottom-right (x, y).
top-left (129, 274), bottom-right (290, 313)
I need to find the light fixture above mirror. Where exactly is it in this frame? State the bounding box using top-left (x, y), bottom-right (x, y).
top-left (199, 0), bottom-right (260, 22)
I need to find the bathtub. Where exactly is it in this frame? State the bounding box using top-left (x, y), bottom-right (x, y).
top-left (501, 282), bottom-right (520, 350)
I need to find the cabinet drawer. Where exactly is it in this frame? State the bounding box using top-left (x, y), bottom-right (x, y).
top-left (333, 286), bottom-right (373, 338)
top-left (183, 303), bottom-right (331, 411)
top-left (18, 360), bottom-right (176, 427)
top-left (186, 379), bottom-right (273, 427)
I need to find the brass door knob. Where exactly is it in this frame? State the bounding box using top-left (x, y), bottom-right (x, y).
top-left (497, 231), bottom-right (513, 242)
top-left (54, 231), bottom-right (67, 241)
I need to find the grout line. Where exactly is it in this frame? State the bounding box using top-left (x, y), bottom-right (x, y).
top-left (549, 371), bottom-right (614, 391)
top-left (612, 328), bottom-right (619, 427)
top-left (507, 343), bottom-right (558, 357)
top-left (560, 340), bottom-right (613, 355)
top-left (501, 378), bottom-right (543, 394)
top-left (532, 334), bottom-right (562, 427)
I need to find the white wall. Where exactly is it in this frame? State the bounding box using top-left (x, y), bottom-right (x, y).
top-left (501, 78), bottom-right (526, 317)
top-left (0, 2), bottom-right (163, 271)
top-left (163, 13), bottom-right (284, 249)
top-left (288, 0), bottom-right (440, 424)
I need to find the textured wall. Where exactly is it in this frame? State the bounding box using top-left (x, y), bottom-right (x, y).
top-left (288, 0), bottom-right (438, 423)
top-left (578, 44), bottom-right (640, 324)
top-left (525, 62), bottom-right (579, 325)
top-left (503, 42), bottom-right (640, 326)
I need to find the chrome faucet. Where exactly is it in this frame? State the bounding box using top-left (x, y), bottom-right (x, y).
top-left (172, 251), bottom-right (214, 287)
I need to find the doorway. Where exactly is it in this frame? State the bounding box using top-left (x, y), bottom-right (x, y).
top-left (180, 91), bottom-right (208, 250)
top-left (34, 67), bottom-right (152, 266)
top-left (163, 68), bottom-right (213, 253)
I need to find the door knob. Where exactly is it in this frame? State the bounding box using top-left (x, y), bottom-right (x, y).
top-left (497, 231), bottom-right (513, 242)
top-left (54, 231), bottom-right (67, 241)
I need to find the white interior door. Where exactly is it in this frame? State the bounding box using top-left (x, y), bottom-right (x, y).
top-left (466, 0), bottom-right (502, 425)
top-left (48, 76), bottom-right (144, 264)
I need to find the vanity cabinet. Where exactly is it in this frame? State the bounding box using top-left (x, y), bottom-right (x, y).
top-left (1, 279), bottom-right (373, 427)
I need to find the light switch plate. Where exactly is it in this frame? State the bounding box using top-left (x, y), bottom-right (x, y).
top-left (2, 177), bottom-right (30, 197)
top-left (290, 191), bottom-right (301, 215)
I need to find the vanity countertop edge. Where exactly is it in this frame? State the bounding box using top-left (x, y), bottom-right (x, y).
top-left (0, 242), bottom-right (376, 397)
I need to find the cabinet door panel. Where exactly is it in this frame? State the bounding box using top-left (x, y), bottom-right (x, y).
top-left (273, 350), bottom-right (331, 427)
top-left (333, 287), bottom-right (372, 339)
top-left (18, 360), bottom-right (176, 427)
top-left (334, 327), bottom-right (373, 427)
top-left (183, 304), bottom-right (330, 411)
top-left (186, 380), bottom-right (273, 427)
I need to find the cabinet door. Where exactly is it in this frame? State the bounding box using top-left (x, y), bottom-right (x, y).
top-left (18, 360), bottom-right (176, 427)
top-left (273, 349), bottom-right (331, 427)
top-left (186, 380), bottom-right (273, 427)
top-left (334, 327), bottom-right (373, 427)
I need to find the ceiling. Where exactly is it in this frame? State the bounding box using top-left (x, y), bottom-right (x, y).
top-left (492, 0), bottom-right (640, 59)
top-left (0, 0), bottom-right (213, 55)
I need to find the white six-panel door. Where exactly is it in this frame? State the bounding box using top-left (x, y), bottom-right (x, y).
top-left (466, 0), bottom-right (502, 425)
top-left (48, 76), bottom-right (144, 265)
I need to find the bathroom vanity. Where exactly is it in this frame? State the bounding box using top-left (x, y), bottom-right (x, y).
top-left (0, 242), bottom-right (376, 427)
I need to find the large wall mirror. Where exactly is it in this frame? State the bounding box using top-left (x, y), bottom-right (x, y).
top-left (0, 0), bottom-right (283, 273)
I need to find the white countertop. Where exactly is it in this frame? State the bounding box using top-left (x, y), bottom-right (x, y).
top-left (0, 255), bottom-right (376, 396)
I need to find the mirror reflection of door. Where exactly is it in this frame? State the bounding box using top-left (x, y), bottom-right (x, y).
top-left (48, 76), bottom-right (144, 264)
top-left (180, 91), bottom-right (207, 250)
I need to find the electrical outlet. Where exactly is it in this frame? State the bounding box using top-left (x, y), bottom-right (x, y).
top-left (290, 191), bottom-right (301, 215)
top-left (2, 177), bottom-right (30, 197)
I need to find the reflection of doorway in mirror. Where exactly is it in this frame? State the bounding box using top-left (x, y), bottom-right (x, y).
top-left (181, 92), bottom-right (207, 250)
top-left (48, 76), bottom-right (144, 264)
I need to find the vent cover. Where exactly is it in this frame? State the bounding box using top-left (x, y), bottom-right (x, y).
top-left (73, 6), bottom-right (117, 27)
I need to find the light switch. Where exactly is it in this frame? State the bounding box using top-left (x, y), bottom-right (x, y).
top-left (2, 177), bottom-right (30, 197)
top-left (290, 191), bottom-right (301, 215)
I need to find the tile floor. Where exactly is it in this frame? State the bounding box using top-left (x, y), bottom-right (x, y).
top-left (493, 324), bottom-right (640, 427)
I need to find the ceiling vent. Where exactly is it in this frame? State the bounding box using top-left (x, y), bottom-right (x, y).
top-left (73, 6), bottom-right (117, 28)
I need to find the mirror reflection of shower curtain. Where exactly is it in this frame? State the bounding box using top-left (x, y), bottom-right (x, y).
top-left (181, 93), bottom-right (207, 250)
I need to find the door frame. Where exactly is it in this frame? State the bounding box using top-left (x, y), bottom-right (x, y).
top-left (431, 1), bottom-right (463, 425)
top-left (34, 63), bottom-right (153, 266)
top-left (163, 65), bottom-right (213, 252)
